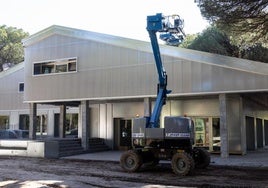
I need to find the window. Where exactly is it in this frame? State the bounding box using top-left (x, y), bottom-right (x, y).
top-left (193, 117), bottom-right (210, 147)
top-left (65, 114), bottom-right (78, 138)
top-left (36, 115), bottom-right (47, 137)
top-left (18, 82), bottom-right (24, 92)
top-left (33, 57), bottom-right (77, 75)
top-left (0, 116), bottom-right (9, 129)
top-left (19, 115), bottom-right (29, 130)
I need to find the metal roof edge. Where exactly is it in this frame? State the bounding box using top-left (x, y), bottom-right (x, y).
top-left (0, 62), bottom-right (24, 79)
top-left (160, 45), bottom-right (268, 76)
top-left (22, 25), bottom-right (150, 51)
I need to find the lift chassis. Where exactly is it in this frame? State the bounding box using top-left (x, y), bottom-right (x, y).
top-left (120, 13), bottom-right (210, 176)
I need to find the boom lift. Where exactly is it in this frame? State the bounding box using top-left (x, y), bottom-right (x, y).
top-left (120, 13), bottom-right (210, 176)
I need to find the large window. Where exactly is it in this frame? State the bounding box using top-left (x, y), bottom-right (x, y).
top-left (193, 117), bottom-right (210, 147)
top-left (191, 117), bottom-right (221, 151)
top-left (33, 57), bottom-right (77, 75)
top-left (66, 113), bottom-right (78, 132)
top-left (65, 113), bottom-right (78, 137)
top-left (19, 114), bottom-right (29, 130)
top-left (36, 115), bottom-right (47, 137)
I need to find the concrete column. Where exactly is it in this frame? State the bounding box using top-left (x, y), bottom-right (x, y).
top-left (219, 94), bottom-right (229, 158)
top-left (9, 111), bottom-right (19, 130)
top-left (29, 103), bottom-right (37, 140)
top-left (208, 117), bottom-right (213, 152)
top-left (240, 98), bottom-right (247, 155)
top-left (80, 100), bottom-right (89, 150)
top-left (99, 104), bottom-right (107, 139)
top-left (254, 117), bottom-right (257, 149)
top-left (47, 109), bottom-right (55, 137)
top-left (59, 105), bottom-right (66, 138)
top-left (106, 103), bottom-right (113, 148)
top-left (144, 97), bottom-right (152, 117)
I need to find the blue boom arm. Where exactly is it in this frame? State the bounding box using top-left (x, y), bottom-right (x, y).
top-left (146, 13), bottom-right (184, 128)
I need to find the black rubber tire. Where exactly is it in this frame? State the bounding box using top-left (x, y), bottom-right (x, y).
top-left (171, 152), bottom-right (194, 176)
top-left (194, 148), bottom-right (211, 169)
top-left (120, 150), bottom-right (142, 172)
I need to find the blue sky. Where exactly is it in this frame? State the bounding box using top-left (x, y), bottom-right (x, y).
top-left (0, 0), bottom-right (209, 41)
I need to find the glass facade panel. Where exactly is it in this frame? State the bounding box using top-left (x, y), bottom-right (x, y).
top-left (191, 116), bottom-right (220, 150)
top-left (36, 115), bottom-right (47, 137)
top-left (194, 117), bottom-right (209, 147)
top-left (55, 64), bottom-right (67, 73)
top-left (0, 116), bottom-right (9, 129)
top-left (19, 115), bottom-right (29, 130)
top-left (212, 118), bottom-right (221, 151)
top-left (66, 113), bottom-right (78, 137)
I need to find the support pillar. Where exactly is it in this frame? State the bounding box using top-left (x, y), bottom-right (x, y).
top-left (80, 100), bottom-right (89, 150)
top-left (59, 105), bottom-right (66, 138)
top-left (219, 94), bottom-right (229, 158)
top-left (144, 97), bottom-right (152, 117)
top-left (29, 103), bottom-right (37, 140)
top-left (47, 109), bottom-right (55, 137)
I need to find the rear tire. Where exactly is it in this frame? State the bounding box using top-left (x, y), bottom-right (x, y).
top-left (120, 150), bottom-right (142, 172)
top-left (171, 152), bottom-right (194, 176)
top-left (193, 148), bottom-right (210, 169)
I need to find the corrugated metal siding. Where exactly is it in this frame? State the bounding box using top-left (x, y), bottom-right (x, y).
top-left (24, 34), bottom-right (157, 102)
top-left (24, 29), bottom-right (268, 103)
top-left (163, 59), bottom-right (268, 95)
top-left (0, 64), bottom-right (28, 110)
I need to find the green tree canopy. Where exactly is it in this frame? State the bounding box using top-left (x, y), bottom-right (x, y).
top-left (181, 26), bottom-right (268, 63)
top-left (240, 43), bottom-right (268, 63)
top-left (182, 26), bottom-right (238, 57)
top-left (0, 25), bottom-right (29, 71)
top-left (195, 0), bottom-right (268, 44)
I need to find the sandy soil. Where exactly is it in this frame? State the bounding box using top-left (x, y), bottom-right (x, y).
top-left (0, 156), bottom-right (267, 188)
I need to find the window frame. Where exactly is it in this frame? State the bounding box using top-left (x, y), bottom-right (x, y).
top-left (32, 57), bottom-right (77, 76)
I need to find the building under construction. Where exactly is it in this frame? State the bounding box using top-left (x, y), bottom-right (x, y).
top-left (0, 25), bottom-right (267, 157)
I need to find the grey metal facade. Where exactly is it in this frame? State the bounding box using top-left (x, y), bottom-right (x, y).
top-left (22, 25), bottom-right (268, 103)
top-left (0, 63), bottom-right (27, 111)
top-left (20, 25), bottom-right (268, 155)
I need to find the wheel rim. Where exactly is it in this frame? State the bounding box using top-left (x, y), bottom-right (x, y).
top-left (126, 156), bottom-right (135, 168)
top-left (177, 158), bottom-right (187, 172)
top-left (171, 153), bottom-right (193, 175)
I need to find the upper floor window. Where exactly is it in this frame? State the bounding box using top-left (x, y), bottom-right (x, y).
top-left (18, 82), bottom-right (24, 93)
top-left (33, 57), bottom-right (77, 75)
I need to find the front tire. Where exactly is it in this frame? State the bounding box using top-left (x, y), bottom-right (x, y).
top-left (171, 152), bottom-right (194, 176)
top-left (120, 150), bottom-right (142, 172)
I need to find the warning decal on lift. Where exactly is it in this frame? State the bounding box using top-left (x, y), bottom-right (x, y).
top-left (132, 133), bottom-right (145, 138)
top-left (165, 133), bottom-right (190, 138)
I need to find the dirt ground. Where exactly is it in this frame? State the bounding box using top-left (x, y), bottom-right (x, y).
top-left (0, 156), bottom-right (267, 188)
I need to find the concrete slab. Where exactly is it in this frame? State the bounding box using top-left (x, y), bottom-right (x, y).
top-left (62, 147), bottom-right (268, 168)
top-left (63, 151), bottom-right (121, 162)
